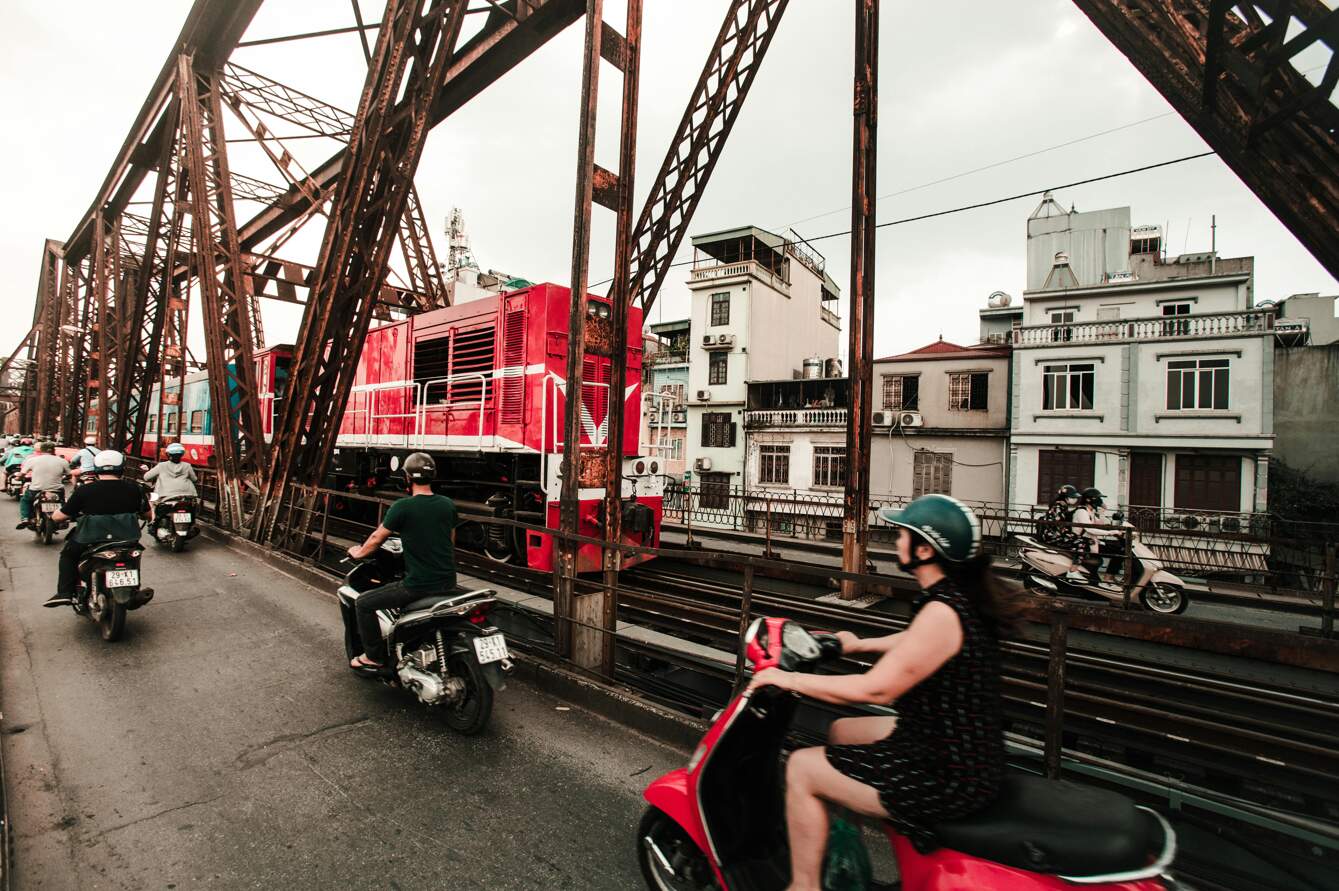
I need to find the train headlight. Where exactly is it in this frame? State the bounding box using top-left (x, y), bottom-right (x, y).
top-left (649, 460), bottom-right (659, 475)
top-left (634, 460), bottom-right (646, 475)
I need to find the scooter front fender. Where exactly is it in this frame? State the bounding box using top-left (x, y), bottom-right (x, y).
top-left (643, 769), bottom-right (710, 856)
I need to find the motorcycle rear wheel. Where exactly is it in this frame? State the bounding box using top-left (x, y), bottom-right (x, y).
top-left (92, 590), bottom-right (127, 642)
top-left (40, 521), bottom-right (52, 546)
top-left (637, 807), bottom-right (718, 891)
top-left (438, 651), bottom-right (493, 735)
top-left (170, 534), bottom-right (186, 553)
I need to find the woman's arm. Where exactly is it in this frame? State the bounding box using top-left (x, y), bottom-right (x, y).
top-left (754, 602), bottom-right (963, 707)
top-left (841, 630), bottom-right (905, 656)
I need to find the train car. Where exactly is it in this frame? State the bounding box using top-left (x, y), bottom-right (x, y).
top-left (329, 282), bottom-right (661, 572)
top-left (139, 283), bottom-right (661, 572)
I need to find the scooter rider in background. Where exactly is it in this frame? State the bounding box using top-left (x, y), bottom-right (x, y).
top-left (69, 435), bottom-right (100, 481)
top-left (747, 495), bottom-right (1019, 891)
top-left (1038, 483), bottom-right (1083, 551)
top-left (143, 442), bottom-right (197, 521)
top-left (16, 442), bottom-right (67, 530)
top-left (1072, 487), bottom-right (1119, 583)
top-left (4, 437), bottom-right (35, 483)
top-left (345, 452), bottom-right (458, 671)
top-left (45, 450), bottom-right (149, 609)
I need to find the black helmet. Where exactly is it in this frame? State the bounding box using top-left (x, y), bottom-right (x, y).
top-left (1080, 486), bottom-right (1104, 506)
top-left (403, 452), bottom-right (436, 484)
top-left (1055, 484), bottom-right (1079, 501)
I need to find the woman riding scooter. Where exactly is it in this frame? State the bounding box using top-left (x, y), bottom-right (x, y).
top-left (748, 494), bottom-right (1019, 891)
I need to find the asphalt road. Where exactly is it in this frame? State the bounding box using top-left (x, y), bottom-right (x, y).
top-left (0, 515), bottom-right (682, 889)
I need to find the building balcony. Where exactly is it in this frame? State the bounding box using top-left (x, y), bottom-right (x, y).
top-left (645, 350), bottom-right (688, 367)
top-left (820, 304), bottom-right (840, 328)
top-left (745, 407), bottom-right (847, 428)
top-left (1012, 308), bottom-right (1277, 347)
top-left (690, 258), bottom-right (790, 295)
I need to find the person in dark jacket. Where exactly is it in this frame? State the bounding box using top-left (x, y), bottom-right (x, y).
top-left (46, 450), bottom-right (148, 608)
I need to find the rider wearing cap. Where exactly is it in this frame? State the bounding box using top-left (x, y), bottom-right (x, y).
top-left (748, 495), bottom-right (1017, 889)
top-left (16, 441), bottom-right (67, 529)
top-left (46, 450), bottom-right (149, 609)
top-left (345, 452), bottom-right (458, 671)
top-left (1039, 483), bottom-right (1084, 551)
top-left (143, 442), bottom-right (198, 521)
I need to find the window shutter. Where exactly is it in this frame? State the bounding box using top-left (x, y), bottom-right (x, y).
top-left (970, 373), bottom-right (989, 410)
top-left (500, 308), bottom-right (525, 424)
top-left (729, 421), bottom-right (737, 447)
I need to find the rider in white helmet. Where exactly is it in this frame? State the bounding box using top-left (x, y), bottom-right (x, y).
top-left (143, 441), bottom-right (198, 521)
top-left (47, 450), bottom-right (149, 609)
top-left (69, 435), bottom-right (100, 480)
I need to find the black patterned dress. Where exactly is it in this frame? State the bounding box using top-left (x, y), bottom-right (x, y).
top-left (825, 578), bottom-right (1005, 851)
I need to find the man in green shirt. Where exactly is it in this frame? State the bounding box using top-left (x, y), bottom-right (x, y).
top-left (347, 452), bottom-right (458, 670)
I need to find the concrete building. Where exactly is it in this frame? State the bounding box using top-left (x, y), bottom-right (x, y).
top-left (684, 226), bottom-right (842, 508)
top-left (1274, 292), bottom-right (1338, 346)
top-left (1273, 342), bottom-right (1339, 486)
top-left (642, 319), bottom-right (690, 480)
top-left (871, 339), bottom-right (1013, 507)
top-left (979, 291), bottom-right (1023, 344)
top-left (1009, 198), bottom-right (1274, 521)
top-left (742, 375), bottom-right (850, 539)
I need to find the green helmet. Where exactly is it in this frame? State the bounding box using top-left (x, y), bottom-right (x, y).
top-left (878, 494), bottom-right (982, 564)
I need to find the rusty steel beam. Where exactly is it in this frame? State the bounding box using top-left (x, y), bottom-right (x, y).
top-left (220, 62), bottom-right (449, 312)
top-left (622, 0), bottom-right (790, 312)
top-left (235, 0), bottom-right (585, 251)
top-left (56, 261), bottom-right (87, 443)
top-left (178, 53), bottom-right (269, 528)
top-left (841, 0), bottom-right (879, 600)
top-left (1071, 0), bottom-right (1339, 281)
top-left (253, 0), bottom-right (470, 543)
top-left (596, 0), bottom-right (643, 677)
top-left (63, 0), bottom-right (264, 262)
top-left (32, 240), bottom-right (64, 437)
top-left (244, 252), bottom-right (429, 316)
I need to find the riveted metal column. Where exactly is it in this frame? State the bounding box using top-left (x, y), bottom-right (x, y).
top-left (555, 0), bottom-right (604, 664)
top-left (841, 0), bottom-right (878, 600)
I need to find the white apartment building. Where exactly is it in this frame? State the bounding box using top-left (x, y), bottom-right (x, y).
top-left (684, 226), bottom-right (842, 509)
top-left (1010, 197), bottom-right (1274, 523)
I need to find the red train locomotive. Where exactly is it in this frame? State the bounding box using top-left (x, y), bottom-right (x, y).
top-left (142, 283), bottom-right (663, 571)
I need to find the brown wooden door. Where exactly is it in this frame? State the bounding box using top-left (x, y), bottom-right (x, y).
top-left (1174, 454), bottom-right (1241, 512)
top-left (1128, 452), bottom-right (1163, 530)
top-left (1036, 449), bottom-right (1095, 504)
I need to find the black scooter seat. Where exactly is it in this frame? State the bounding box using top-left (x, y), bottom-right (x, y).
top-left (400, 586), bottom-right (485, 614)
top-left (931, 774), bottom-right (1163, 877)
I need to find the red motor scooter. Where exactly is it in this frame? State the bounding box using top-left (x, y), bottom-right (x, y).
top-left (638, 616), bottom-right (1177, 890)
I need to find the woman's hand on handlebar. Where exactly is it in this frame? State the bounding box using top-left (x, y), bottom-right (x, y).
top-left (747, 667), bottom-right (791, 695)
top-left (833, 630), bottom-right (861, 655)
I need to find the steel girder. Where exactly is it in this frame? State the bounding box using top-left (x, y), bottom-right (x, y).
top-left (622, 0), bottom-right (790, 313)
top-left (31, 240), bottom-right (64, 437)
top-left (217, 63), bottom-right (448, 312)
top-left (178, 53), bottom-right (270, 528)
top-left (1071, 0), bottom-right (1339, 282)
top-left (252, 0), bottom-right (470, 542)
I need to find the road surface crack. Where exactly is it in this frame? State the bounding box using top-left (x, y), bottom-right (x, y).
top-left (84, 792), bottom-right (228, 841)
top-left (234, 716), bottom-right (372, 769)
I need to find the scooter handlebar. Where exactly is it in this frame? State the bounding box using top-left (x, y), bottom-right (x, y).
top-left (811, 631), bottom-right (844, 661)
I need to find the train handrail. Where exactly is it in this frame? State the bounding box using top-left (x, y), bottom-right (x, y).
top-left (415, 372), bottom-right (489, 448)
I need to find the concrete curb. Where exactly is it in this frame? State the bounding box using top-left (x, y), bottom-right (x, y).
top-left (198, 526), bottom-right (706, 753)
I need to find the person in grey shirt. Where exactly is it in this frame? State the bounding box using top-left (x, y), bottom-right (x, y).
top-left (143, 442), bottom-right (198, 521)
top-left (17, 442), bottom-right (68, 529)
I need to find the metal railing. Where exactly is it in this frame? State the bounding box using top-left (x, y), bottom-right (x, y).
top-left (1013, 308), bottom-right (1275, 346)
top-left (690, 259), bottom-right (790, 295)
top-left (745, 407), bottom-right (847, 428)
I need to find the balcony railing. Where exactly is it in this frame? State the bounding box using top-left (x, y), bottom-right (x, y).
top-left (820, 305), bottom-right (840, 327)
top-left (1013, 308), bottom-right (1274, 346)
top-left (690, 259), bottom-right (790, 295)
top-left (645, 350), bottom-right (688, 366)
top-left (745, 407), bottom-right (847, 428)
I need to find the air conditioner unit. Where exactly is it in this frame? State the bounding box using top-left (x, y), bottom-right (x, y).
top-left (899, 411), bottom-right (924, 428)
top-left (696, 389), bottom-right (712, 401)
top-left (715, 333), bottom-right (736, 347)
top-left (871, 410), bottom-right (893, 427)
top-left (702, 334), bottom-right (716, 346)
top-left (694, 457), bottom-right (713, 472)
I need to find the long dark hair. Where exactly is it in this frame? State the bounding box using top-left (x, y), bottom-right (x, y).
top-left (945, 552), bottom-right (1027, 638)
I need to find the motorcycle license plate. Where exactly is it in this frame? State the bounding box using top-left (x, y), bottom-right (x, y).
top-left (40, 503), bottom-right (59, 513)
top-left (172, 512), bottom-right (192, 522)
top-left (473, 633), bottom-right (509, 664)
top-left (106, 569), bottom-right (139, 588)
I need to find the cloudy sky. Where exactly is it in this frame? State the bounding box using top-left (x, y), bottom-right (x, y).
top-left (2, 0), bottom-right (1335, 365)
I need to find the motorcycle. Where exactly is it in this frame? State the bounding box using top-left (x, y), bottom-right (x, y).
top-left (337, 538), bottom-right (511, 735)
top-left (72, 536), bottom-right (154, 642)
top-left (150, 495), bottom-right (199, 553)
top-left (1015, 514), bottom-right (1188, 615)
top-left (32, 488), bottom-right (68, 545)
top-left (6, 468), bottom-right (27, 499)
top-left (638, 616), bottom-right (1177, 891)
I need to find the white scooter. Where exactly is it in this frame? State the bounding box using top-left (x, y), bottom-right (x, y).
top-left (1016, 514), bottom-right (1189, 614)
